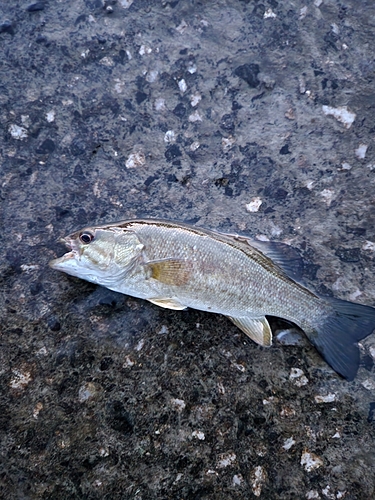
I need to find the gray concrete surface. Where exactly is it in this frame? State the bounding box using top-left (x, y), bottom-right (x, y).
top-left (1, 0), bottom-right (375, 498)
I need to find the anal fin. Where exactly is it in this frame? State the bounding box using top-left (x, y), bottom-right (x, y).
top-left (228, 316), bottom-right (272, 346)
top-left (148, 297), bottom-right (187, 310)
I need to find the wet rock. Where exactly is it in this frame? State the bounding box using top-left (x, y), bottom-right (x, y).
top-left (165, 144), bottom-right (182, 161)
top-left (279, 144), bottom-right (291, 155)
top-left (70, 138), bottom-right (87, 156)
top-left (136, 91), bottom-right (148, 104)
top-left (106, 401), bottom-right (134, 433)
top-left (234, 63), bottom-right (260, 88)
top-left (36, 138), bottom-right (55, 154)
top-left (173, 102), bottom-right (187, 118)
top-left (0, 20), bottom-right (14, 35)
top-left (26, 2), bottom-right (45, 12)
top-left (335, 247), bottom-right (361, 263)
top-left (47, 316), bottom-right (61, 332)
top-left (220, 113), bottom-right (235, 132)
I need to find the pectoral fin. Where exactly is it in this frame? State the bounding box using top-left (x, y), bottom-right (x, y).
top-left (228, 316), bottom-right (272, 346)
top-left (147, 297), bottom-right (187, 310)
top-left (146, 258), bottom-right (191, 286)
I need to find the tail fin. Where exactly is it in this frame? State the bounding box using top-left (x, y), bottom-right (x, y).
top-left (306, 298), bottom-right (375, 381)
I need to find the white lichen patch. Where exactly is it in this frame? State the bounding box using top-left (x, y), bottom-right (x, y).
top-left (217, 452), bottom-right (237, 468)
top-left (280, 406), bottom-right (296, 417)
top-left (187, 63), bottom-right (197, 74)
top-left (285, 108), bottom-right (296, 120)
top-left (233, 474), bottom-right (243, 486)
top-left (282, 437), bottom-right (296, 450)
top-left (171, 398), bottom-right (186, 412)
top-left (322, 105), bottom-right (356, 129)
top-left (190, 92), bottom-right (202, 107)
top-left (314, 393), bottom-right (336, 404)
top-left (126, 151), bottom-right (146, 169)
top-left (340, 162), bottom-right (352, 171)
top-left (299, 6), bottom-right (308, 20)
top-left (188, 111), bottom-right (202, 122)
top-left (78, 382), bottom-right (98, 402)
top-left (246, 197), bottom-right (262, 212)
top-left (146, 70), bottom-right (158, 83)
top-left (10, 368), bottom-right (33, 390)
top-left (222, 135), bottom-right (236, 151)
top-left (135, 339), bottom-right (145, 351)
top-left (178, 79), bottom-right (187, 93)
top-left (99, 56), bottom-right (114, 67)
top-left (9, 124), bottom-right (28, 140)
top-left (191, 430), bottom-right (205, 440)
top-left (114, 79), bottom-right (125, 93)
top-left (46, 110), bottom-right (55, 122)
top-left (139, 45), bottom-right (152, 56)
top-left (362, 241), bottom-right (375, 252)
top-left (118, 0), bottom-right (134, 7)
top-left (154, 97), bottom-right (166, 111)
top-left (289, 368), bottom-right (309, 386)
top-left (20, 264), bottom-right (40, 273)
top-left (164, 130), bottom-right (176, 143)
top-left (361, 378), bottom-right (375, 390)
top-left (123, 356), bottom-right (135, 368)
top-left (264, 8), bottom-right (277, 18)
top-left (251, 465), bottom-right (267, 497)
top-left (176, 19), bottom-right (188, 34)
top-left (33, 402), bottom-right (43, 419)
top-left (355, 144), bottom-right (368, 159)
top-left (190, 141), bottom-right (200, 151)
top-left (319, 188), bottom-right (335, 206)
top-left (158, 325), bottom-right (169, 334)
top-left (306, 491), bottom-right (320, 499)
top-left (349, 289), bottom-right (362, 301)
top-left (21, 115), bottom-right (30, 127)
top-left (301, 450), bottom-right (324, 472)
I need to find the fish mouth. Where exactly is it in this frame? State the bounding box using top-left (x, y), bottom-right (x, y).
top-left (49, 236), bottom-right (80, 269)
top-left (49, 250), bottom-right (76, 269)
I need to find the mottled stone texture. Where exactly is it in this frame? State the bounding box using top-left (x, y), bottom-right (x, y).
top-left (1, 0), bottom-right (375, 498)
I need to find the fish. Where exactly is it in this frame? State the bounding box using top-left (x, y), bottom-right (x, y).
top-left (49, 218), bottom-right (375, 380)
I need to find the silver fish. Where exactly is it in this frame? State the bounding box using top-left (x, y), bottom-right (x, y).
top-left (49, 219), bottom-right (375, 380)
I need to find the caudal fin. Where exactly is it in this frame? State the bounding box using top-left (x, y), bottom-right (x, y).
top-left (306, 298), bottom-right (375, 381)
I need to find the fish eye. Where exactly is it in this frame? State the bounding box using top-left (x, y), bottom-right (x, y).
top-left (79, 231), bottom-right (94, 244)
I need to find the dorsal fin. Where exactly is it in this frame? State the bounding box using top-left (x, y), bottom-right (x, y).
top-left (213, 230), bottom-right (304, 281)
top-left (247, 239), bottom-right (304, 281)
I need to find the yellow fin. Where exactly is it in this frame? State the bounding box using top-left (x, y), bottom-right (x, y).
top-left (228, 316), bottom-right (272, 346)
top-left (147, 297), bottom-right (187, 310)
top-left (147, 259), bottom-right (191, 286)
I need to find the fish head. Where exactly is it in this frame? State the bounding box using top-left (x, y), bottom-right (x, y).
top-left (49, 225), bottom-right (144, 286)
